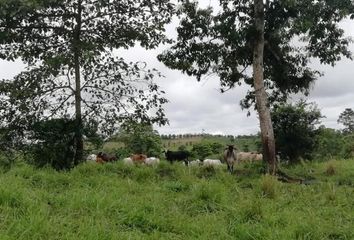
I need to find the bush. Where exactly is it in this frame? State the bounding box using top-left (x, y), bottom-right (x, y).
top-left (271, 100), bottom-right (323, 163)
top-left (26, 118), bottom-right (77, 170)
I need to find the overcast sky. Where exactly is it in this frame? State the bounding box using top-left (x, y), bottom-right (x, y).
top-left (1, 2), bottom-right (353, 136)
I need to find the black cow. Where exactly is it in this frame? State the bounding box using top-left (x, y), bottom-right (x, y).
top-left (164, 150), bottom-right (190, 165)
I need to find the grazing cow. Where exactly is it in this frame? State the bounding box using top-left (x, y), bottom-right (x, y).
top-left (223, 145), bottom-right (238, 173)
top-left (123, 157), bottom-right (134, 165)
top-left (189, 159), bottom-right (202, 166)
top-left (86, 154), bottom-right (97, 161)
top-left (130, 154), bottom-right (147, 164)
top-left (144, 157), bottom-right (160, 166)
top-left (237, 152), bottom-right (263, 162)
top-left (164, 150), bottom-right (190, 165)
top-left (96, 152), bottom-right (117, 163)
top-left (203, 159), bottom-right (222, 167)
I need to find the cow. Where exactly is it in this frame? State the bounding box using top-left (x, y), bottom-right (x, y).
top-left (144, 157), bottom-right (160, 166)
top-left (96, 152), bottom-right (117, 163)
top-left (223, 145), bottom-right (238, 173)
top-left (203, 159), bottom-right (222, 167)
top-left (189, 159), bottom-right (202, 166)
top-left (123, 157), bottom-right (134, 165)
top-left (164, 150), bottom-right (190, 165)
top-left (86, 154), bottom-right (97, 161)
top-left (237, 152), bottom-right (263, 162)
top-left (130, 154), bottom-right (147, 164)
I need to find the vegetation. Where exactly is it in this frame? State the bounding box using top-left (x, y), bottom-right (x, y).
top-left (271, 101), bottom-right (323, 163)
top-left (338, 108), bottom-right (354, 134)
top-left (0, 0), bottom-right (173, 164)
top-left (158, 0), bottom-right (354, 173)
top-left (0, 158), bottom-right (353, 239)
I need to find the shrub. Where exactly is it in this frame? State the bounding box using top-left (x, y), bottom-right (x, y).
top-left (26, 118), bottom-right (78, 170)
top-left (271, 100), bottom-right (323, 163)
top-left (325, 161), bottom-right (336, 176)
top-left (260, 174), bottom-right (278, 199)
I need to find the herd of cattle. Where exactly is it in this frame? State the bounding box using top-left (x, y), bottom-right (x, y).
top-left (87, 146), bottom-right (263, 173)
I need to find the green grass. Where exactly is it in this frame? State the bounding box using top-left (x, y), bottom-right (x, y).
top-left (0, 159), bottom-right (354, 239)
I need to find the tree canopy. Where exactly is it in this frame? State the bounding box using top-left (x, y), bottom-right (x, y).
top-left (0, 0), bottom-right (174, 164)
top-left (158, 0), bottom-right (354, 108)
top-left (338, 108), bottom-right (354, 134)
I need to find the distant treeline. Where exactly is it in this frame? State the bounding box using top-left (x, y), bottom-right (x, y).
top-left (159, 133), bottom-right (258, 140)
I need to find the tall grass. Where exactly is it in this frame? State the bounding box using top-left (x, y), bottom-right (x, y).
top-left (0, 159), bottom-right (353, 239)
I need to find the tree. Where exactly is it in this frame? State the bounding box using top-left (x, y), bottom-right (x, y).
top-left (120, 122), bottom-right (163, 157)
top-left (0, 0), bottom-right (174, 165)
top-left (313, 126), bottom-right (345, 159)
top-left (271, 101), bottom-right (323, 163)
top-left (158, 0), bottom-right (353, 174)
top-left (338, 108), bottom-right (354, 134)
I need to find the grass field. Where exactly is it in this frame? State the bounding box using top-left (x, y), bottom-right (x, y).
top-left (0, 159), bottom-right (354, 239)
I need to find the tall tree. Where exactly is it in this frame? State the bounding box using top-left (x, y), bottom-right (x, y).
top-left (158, 0), bottom-right (353, 174)
top-left (338, 108), bottom-right (354, 134)
top-left (0, 0), bottom-right (174, 164)
top-left (253, 0), bottom-right (276, 173)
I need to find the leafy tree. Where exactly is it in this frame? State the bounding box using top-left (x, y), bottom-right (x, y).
top-left (158, 0), bottom-right (353, 173)
top-left (191, 142), bottom-right (213, 160)
top-left (0, 0), bottom-right (173, 165)
top-left (313, 126), bottom-right (344, 159)
top-left (271, 101), bottom-right (323, 163)
top-left (120, 122), bottom-right (163, 157)
top-left (342, 134), bottom-right (354, 158)
top-left (338, 108), bottom-right (354, 134)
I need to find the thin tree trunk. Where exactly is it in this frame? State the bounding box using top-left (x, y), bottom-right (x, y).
top-left (73, 0), bottom-right (83, 165)
top-left (252, 0), bottom-right (277, 174)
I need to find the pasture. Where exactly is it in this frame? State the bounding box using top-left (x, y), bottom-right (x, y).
top-left (0, 159), bottom-right (354, 239)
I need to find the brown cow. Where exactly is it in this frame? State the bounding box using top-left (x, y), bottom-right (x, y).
top-left (130, 154), bottom-right (147, 164)
top-left (96, 152), bottom-right (117, 163)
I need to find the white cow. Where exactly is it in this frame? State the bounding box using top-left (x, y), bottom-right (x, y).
top-left (237, 152), bottom-right (263, 162)
top-left (144, 157), bottom-right (160, 166)
top-left (203, 159), bottom-right (222, 166)
top-left (86, 154), bottom-right (97, 161)
top-left (189, 159), bottom-right (202, 166)
top-left (123, 157), bottom-right (134, 165)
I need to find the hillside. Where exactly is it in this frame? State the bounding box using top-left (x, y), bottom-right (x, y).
top-left (1, 159), bottom-right (353, 239)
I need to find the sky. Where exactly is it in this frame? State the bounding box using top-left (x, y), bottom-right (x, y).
top-left (1, 2), bottom-right (354, 136)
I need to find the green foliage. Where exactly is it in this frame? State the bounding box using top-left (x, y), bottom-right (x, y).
top-left (26, 118), bottom-right (77, 170)
top-left (338, 108), bottom-right (354, 134)
top-left (0, 0), bottom-right (173, 161)
top-left (313, 127), bottom-right (345, 159)
top-left (342, 134), bottom-right (354, 159)
top-left (272, 100), bottom-right (323, 163)
top-left (120, 122), bottom-right (163, 157)
top-left (191, 142), bottom-right (213, 159)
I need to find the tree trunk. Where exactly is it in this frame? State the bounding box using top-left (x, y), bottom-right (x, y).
top-left (73, 0), bottom-right (83, 165)
top-left (252, 0), bottom-right (277, 174)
